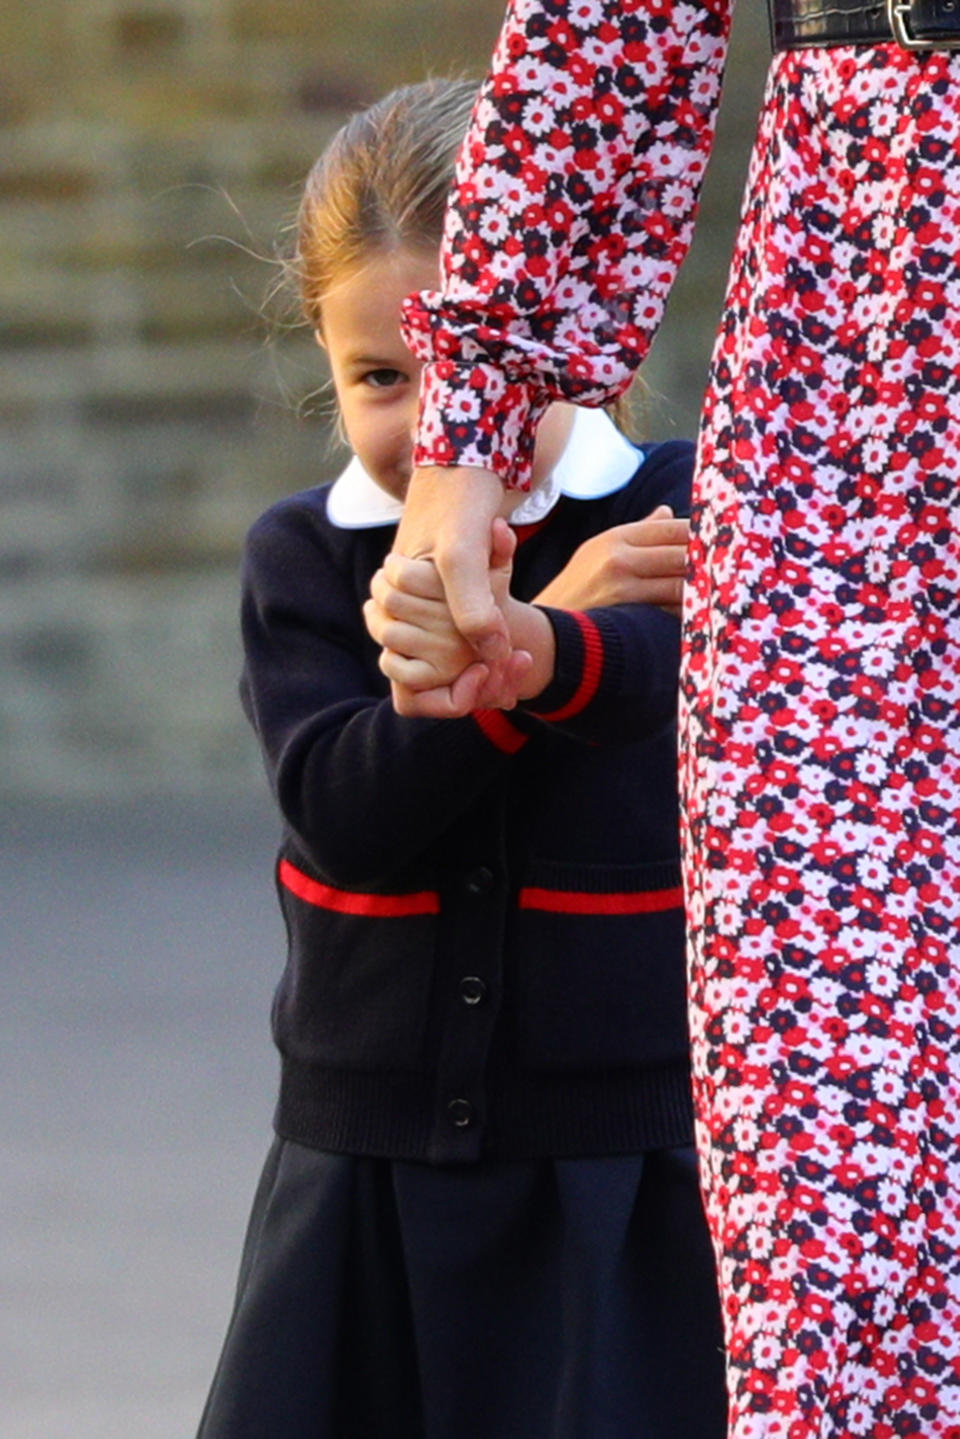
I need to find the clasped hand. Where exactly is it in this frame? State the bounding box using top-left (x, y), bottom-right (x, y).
top-left (364, 471), bottom-right (689, 719)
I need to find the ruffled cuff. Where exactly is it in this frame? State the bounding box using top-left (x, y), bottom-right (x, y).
top-left (413, 360), bottom-right (548, 492)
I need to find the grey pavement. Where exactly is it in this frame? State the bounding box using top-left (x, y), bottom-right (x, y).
top-left (1, 792), bottom-right (285, 1438)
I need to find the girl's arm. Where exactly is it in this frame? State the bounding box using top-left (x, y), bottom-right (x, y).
top-left (510, 598), bottom-right (682, 746)
top-left (372, 503), bottom-right (688, 693)
top-left (241, 504), bottom-right (536, 888)
top-left (370, 562), bottom-right (682, 747)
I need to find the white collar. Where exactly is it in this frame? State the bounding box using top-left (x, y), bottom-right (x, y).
top-left (325, 407), bottom-right (640, 530)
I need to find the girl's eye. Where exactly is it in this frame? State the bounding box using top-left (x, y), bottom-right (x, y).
top-left (362, 368), bottom-right (405, 389)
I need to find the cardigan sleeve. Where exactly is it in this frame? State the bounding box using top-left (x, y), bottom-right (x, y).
top-left (402, 0), bottom-right (732, 489)
top-left (517, 438), bottom-right (692, 744)
top-left (240, 505), bottom-right (533, 888)
top-left (519, 600), bottom-right (679, 745)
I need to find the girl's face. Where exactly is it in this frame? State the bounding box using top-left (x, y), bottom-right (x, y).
top-left (319, 245), bottom-right (573, 504)
top-left (320, 246), bottom-right (439, 503)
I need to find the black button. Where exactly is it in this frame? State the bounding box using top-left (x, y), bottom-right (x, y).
top-left (459, 975), bottom-right (487, 1006)
top-left (464, 866), bottom-right (494, 897)
top-left (446, 1098), bottom-right (474, 1129)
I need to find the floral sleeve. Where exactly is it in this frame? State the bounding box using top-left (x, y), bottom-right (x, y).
top-left (402, 0), bottom-right (732, 490)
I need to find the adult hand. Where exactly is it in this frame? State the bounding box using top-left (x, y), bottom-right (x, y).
top-left (392, 465), bottom-right (510, 664)
top-left (374, 517), bottom-right (532, 717)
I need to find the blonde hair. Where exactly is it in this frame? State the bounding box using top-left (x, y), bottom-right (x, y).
top-left (293, 76), bottom-right (639, 436)
top-left (296, 79), bottom-right (478, 330)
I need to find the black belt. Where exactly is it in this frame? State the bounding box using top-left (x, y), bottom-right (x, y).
top-left (770, 0), bottom-right (960, 50)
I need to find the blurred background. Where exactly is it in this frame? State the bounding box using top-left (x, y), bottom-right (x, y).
top-left (1, 1), bottom-right (768, 1434)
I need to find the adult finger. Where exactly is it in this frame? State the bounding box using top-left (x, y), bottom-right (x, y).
top-left (464, 649), bottom-right (534, 711)
top-left (435, 540), bottom-right (511, 663)
top-left (630, 576), bottom-right (687, 604)
top-left (394, 466), bottom-right (511, 662)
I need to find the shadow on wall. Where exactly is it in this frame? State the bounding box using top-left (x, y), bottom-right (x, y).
top-left (0, 0), bottom-right (769, 800)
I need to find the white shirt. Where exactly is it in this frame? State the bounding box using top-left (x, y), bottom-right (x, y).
top-left (325, 407), bottom-right (642, 530)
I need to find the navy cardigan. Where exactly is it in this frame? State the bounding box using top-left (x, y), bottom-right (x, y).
top-left (240, 440), bottom-right (696, 1164)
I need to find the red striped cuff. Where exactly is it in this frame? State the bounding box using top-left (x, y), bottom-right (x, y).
top-left (535, 611), bottom-right (604, 722)
top-left (279, 858), bottom-right (439, 916)
top-left (473, 708), bottom-right (529, 754)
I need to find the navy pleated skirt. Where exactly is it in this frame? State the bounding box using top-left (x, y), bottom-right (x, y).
top-left (196, 1139), bottom-right (726, 1439)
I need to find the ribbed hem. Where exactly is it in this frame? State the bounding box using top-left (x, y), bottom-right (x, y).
top-left (486, 1063), bottom-right (694, 1157)
top-left (275, 1057), bottom-right (695, 1162)
top-left (276, 1065), bottom-right (438, 1161)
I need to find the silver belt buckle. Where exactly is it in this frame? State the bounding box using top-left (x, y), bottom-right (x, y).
top-left (888, 0), bottom-right (960, 48)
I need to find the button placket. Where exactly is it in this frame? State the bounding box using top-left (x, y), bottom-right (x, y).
top-left (459, 975), bottom-right (488, 1006)
top-left (446, 1097), bottom-right (475, 1129)
top-left (463, 866), bottom-right (494, 897)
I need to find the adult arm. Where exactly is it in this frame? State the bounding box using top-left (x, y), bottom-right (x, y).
top-left (394, 0), bottom-right (732, 655)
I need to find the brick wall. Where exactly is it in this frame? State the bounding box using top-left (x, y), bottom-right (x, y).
top-left (0, 0), bottom-right (768, 797)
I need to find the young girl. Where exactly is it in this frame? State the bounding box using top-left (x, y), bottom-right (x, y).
top-left (196, 80), bottom-right (725, 1439)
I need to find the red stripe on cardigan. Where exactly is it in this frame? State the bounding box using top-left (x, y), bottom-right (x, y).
top-left (473, 708), bottom-right (529, 754)
top-left (536, 611), bottom-right (604, 722)
top-left (512, 517), bottom-right (550, 544)
top-left (518, 885), bottom-right (684, 915)
top-left (279, 859), bottom-right (440, 916)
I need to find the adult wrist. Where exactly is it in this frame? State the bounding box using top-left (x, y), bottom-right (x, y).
top-left (413, 361), bottom-right (546, 491)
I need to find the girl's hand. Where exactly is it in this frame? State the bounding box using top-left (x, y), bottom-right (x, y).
top-left (365, 520), bottom-right (534, 714)
top-left (365, 558), bottom-right (476, 691)
top-left (533, 505), bottom-right (689, 617)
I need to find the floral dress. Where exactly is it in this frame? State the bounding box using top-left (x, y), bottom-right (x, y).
top-left (403, 2), bottom-right (960, 1435)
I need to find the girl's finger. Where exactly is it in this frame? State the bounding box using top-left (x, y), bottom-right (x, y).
top-left (370, 567), bottom-right (411, 617)
top-left (369, 571), bottom-right (449, 626)
top-left (621, 519), bottom-right (690, 547)
top-left (362, 597), bottom-right (393, 647)
top-left (465, 648), bottom-right (534, 711)
top-left (616, 545), bottom-right (688, 578)
top-left (378, 649), bottom-right (444, 689)
top-left (375, 616), bottom-right (462, 662)
top-left (391, 669), bottom-right (488, 719)
top-left (631, 577), bottom-right (686, 603)
top-left (383, 551), bottom-right (445, 599)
